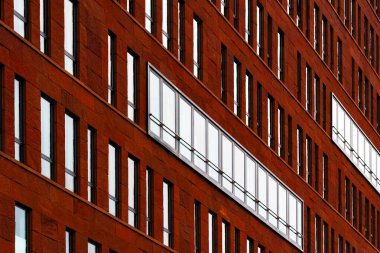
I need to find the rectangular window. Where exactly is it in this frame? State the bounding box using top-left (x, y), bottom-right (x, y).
top-left (127, 0), bottom-right (134, 14)
top-left (234, 228), bottom-right (240, 253)
top-left (371, 204), bottom-right (375, 244)
top-left (233, 0), bottom-right (238, 28)
top-left (322, 154), bottom-right (328, 199)
top-left (370, 26), bottom-right (374, 65)
top-left (345, 242), bottom-right (350, 253)
top-left (364, 16), bottom-right (368, 56)
top-left (288, 115), bottom-right (292, 166)
top-left (245, 0), bottom-right (252, 43)
top-left (352, 184), bottom-right (357, 227)
top-left (108, 143), bottom-right (119, 216)
top-left (315, 215), bottom-right (321, 253)
top-left (14, 0), bottom-right (27, 38)
top-left (358, 6), bottom-right (361, 44)
top-left (257, 83), bottom-right (262, 137)
top-left (222, 220), bottom-right (230, 253)
top-left (323, 84), bottom-right (327, 129)
top-left (65, 113), bottom-right (77, 192)
top-left (377, 94), bottom-right (380, 133)
top-left (208, 212), bottom-right (216, 253)
top-left (278, 106), bottom-right (284, 158)
top-left (194, 201), bottom-right (200, 253)
top-left (128, 157), bottom-right (138, 227)
top-left (256, 3), bottom-right (264, 58)
top-left (358, 68), bottom-right (363, 109)
top-left (40, 0), bottom-right (48, 53)
top-left (323, 222), bottom-right (328, 253)
top-left (145, 0), bottom-right (154, 33)
top-left (88, 241), bottom-right (99, 253)
top-left (365, 78), bottom-right (369, 117)
top-left (338, 169), bottom-right (342, 213)
top-left (322, 16), bottom-right (327, 62)
top-left (127, 51), bottom-right (138, 121)
top-left (178, 0), bottom-right (184, 62)
top-left (245, 72), bottom-right (253, 127)
top-left (234, 59), bottom-right (241, 116)
top-left (66, 229), bottom-right (74, 253)
top-left (162, 0), bottom-right (171, 49)
top-left (221, 44), bottom-right (227, 103)
top-left (221, 0), bottom-right (228, 17)
top-left (344, 0), bottom-right (349, 27)
top-left (331, 229), bottom-right (335, 253)
top-left (297, 127), bottom-right (303, 176)
top-left (296, 0), bottom-right (302, 28)
top-left (297, 52), bottom-right (301, 101)
top-left (338, 236), bottom-right (343, 253)
top-left (365, 198), bottom-right (369, 239)
top-left (15, 204), bottom-right (29, 253)
top-left (314, 5), bottom-right (320, 52)
top-left (337, 38), bottom-right (342, 82)
top-left (193, 17), bottom-right (202, 79)
top-left (351, 0), bottom-right (355, 35)
top-left (359, 191), bottom-right (362, 233)
top-left (267, 15), bottom-right (272, 68)
top-left (14, 77), bottom-right (24, 162)
top-left (246, 237), bottom-right (253, 253)
top-left (146, 169), bottom-right (153, 235)
top-left (306, 0), bottom-right (310, 38)
top-left (64, 0), bottom-right (77, 75)
top-left (314, 144), bottom-right (319, 191)
top-left (306, 65), bottom-right (311, 113)
top-left (287, 0), bottom-right (293, 16)
top-left (306, 136), bottom-right (312, 184)
top-left (345, 177), bottom-right (350, 221)
top-left (163, 181), bottom-right (173, 247)
top-left (258, 245), bottom-right (265, 253)
top-left (41, 96), bottom-right (53, 178)
top-left (267, 96), bottom-right (274, 149)
top-left (108, 33), bottom-right (115, 105)
top-left (314, 74), bottom-right (320, 122)
top-left (277, 29), bottom-right (284, 81)
top-left (330, 26), bottom-right (334, 70)
top-left (87, 128), bottom-right (95, 203)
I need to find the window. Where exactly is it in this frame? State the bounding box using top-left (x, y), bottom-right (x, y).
top-left (315, 215), bottom-right (321, 253)
top-left (288, 115), bottom-right (293, 166)
top-left (370, 26), bottom-right (374, 65)
top-left (222, 220), bottom-right (230, 253)
top-left (365, 198), bottom-right (369, 239)
top-left (233, 59), bottom-right (241, 116)
top-left (127, 51), bottom-right (138, 121)
top-left (257, 83), bottom-right (262, 137)
top-left (15, 204), bottom-right (29, 253)
top-left (108, 143), bottom-right (119, 216)
top-left (246, 238), bottom-right (253, 253)
top-left (278, 106), bottom-right (284, 158)
top-left (297, 127), bottom-right (303, 176)
top-left (323, 222), bottom-right (328, 253)
top-left (245, 72), bottom-right (253, 127)
top-left (322, 84), bottom-right (326, 129)
top-left (145, 0), bottom-right (154, 33)
top-left (358, 68), bottom-right (363, 109)
top-left (364, 78), bottom-right (369, 117)
top-left (305, 0), bottom-right (310, 38)
top-left (297, 52), bottom-right (301, 101)
top-left (351, 0), bottom-right (355, 35)
top-left (338, 235), bottom-right (343, 253)
top-left (40, 0), bottom-right (48, 53)
top-left (345, 177), bottom-right (350, 220)
top-left (306, 136), bottom-right (312, 184)
top-left (87, 128), bottom-right (95, 202)
top-left (65, 113), bottom-right (77, 192)
top-left (352, 185), bottom-right (357, 227)
top-left (245, 0), bottom-right (252, 43)
top-left (338, 169), bottom-right (342, 213)
top-left (14, 77), bottom-right (24, 162)
top-left (267, 96), bottom-right (274, 149)
top-left (14, 0), bottom-right (27, 38)
top-left (108, 32), bottom-right (115, 105)
top-left (64, 0), bottom-right (77, 75)
top-left (267, 15), bottom-right (272, 68)
top-left (287, 0), bottom-right (293, 15)
top-left (314, 144), bottom-right (319, 191)
top-left (208, 212), bottom-right (216, 253)
top-left (146, 169), bottom-right (153, 236)
top-left (322, 16), bottom-right (327, 62)
top-left (256, 3), bottom-right (264, 58)
top-left (88, 241), bottom-right (99, 253)
top-left (344, 0), bottom-right (349, 26)
top-left (66, 229), bottom-right (74, 253)
top-left (41, 96), bottom-right (53, 178)
top-left (330, 26), bottom-right (334, 70)
top-left (178, 0), bottom-right (184, 62)
top-left (314, 74), bottom-right (320, 122)
top-left (233, 0), bottom-right (238, 28)
top-left (221, 44), bottom-right (227, 102)
top-left (358, 6), bottom-right (361, 44)
top-left (193, 17), bottom-right (202, 79)
top-left (234, 229), bottom-right (240, 253)
top-left (163, 181), bottom-right (173, 247)
top-left (277, 29), bottom-right (284, 81)
top-left (296, 0), bottom-right (302, 28)
top-left (194, 202), bottom-right (200, 253)
top-left (258, 245), bottom-right (265, 253)
top-left (371, 204), bottom-right (375, 244)
top-left (126, 0), bottom-right (134, 14)
top-left (162, 0), bottom-right (171, 49)
top-left (313, 5), bottom-right (320, 52)
top-left (221, 0), bottom-right (228, 17)
top-left (306, 65), bottom-right (311, 113)
top-left (128, 157), bottom-right (138, 227)
top-left (364, 16), bottom-right (368, 56)
top-left (345, 242), bottom-right (350, 253)
top-left (322, 154), bottom-right (328, 199)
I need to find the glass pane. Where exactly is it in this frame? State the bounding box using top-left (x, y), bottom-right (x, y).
top-left (193, 19), bottom-right (198, 64)
top-left (88, 242), bottom-right (97, 253)
top-left (41, 98), bottom-right (51, 157)
top-left (268, 176), bottom-right (278, 227)
top-left (278, 184), bottom-right (287, 234)
top-left (245, 156), bottom-right (256, 210)
top-left (14, 16), bottom-right (25, 38)
top-left (109, 198), bottom-right (116, 216)
top-left (40, 0), bottom-right (45, 29)
top-left (258, 166), bottom-right (267, 218)
top-left (64, 55), bottom-right (74, 75)
top-left (194, 110), bottom-right (206, 171)
top-left (289, 193), bottom-right (297, 242)
top-left (208, 122), bottom-right (219, 182)
top-left (127, 52), bottom-right (135, 104)
top-left (222, 135), bottom-right (233, 192)
top-left (179, 98), bottom-right (192, 160)
top-left (208, 213), bottom-right (214, 253)
top-left (65, 114), bottom-right (75, 172)
top-left (64, 0), bottom-right (74, 55)
top-left (65, 173), bottom-right (74, 192)
top-left (162, 83), bottom-right (176, 148)
top-left (41, 159), bottom-right (51, 178)
top-left (108, 144), bottom-right (116, 197)
top-left (128, 158), bottom-right (136, 210)
top-left (15, 206), bottom-right (27, 253)
top-left (14, 79), bottom-right (21, 140)
top-left (297, 200), bottom-right (303, 246)
top-left (234, 145), bottom-right (245, 201)
top-left (149, 70), bottom-right (160, 135)
top-left (14, 0), bottom-right (25, 15)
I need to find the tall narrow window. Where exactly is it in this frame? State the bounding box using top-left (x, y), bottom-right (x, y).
top-left (127, 51), bottom-right (138, 121)
top-left (314, 144), bottom-right (319, 191)
top-left (14, 0), bottom-right (27, 38)
top-left (66, 229), bottom-right (74, 253)
top-left (322, 154), bottom-right (328, 199)
top-left (344, 0), bottom-right (349, 27)
top-left (296, 0), bottom-right (302, 28)
top-left (245, 0), bottom-right (252, 43)
top-left (351, 0), bottom-right (355, 35)
top-left (277, 29), bottom-right (284, 81)
top-left (338, 236), bottom-right (343, 253)
top-left (297, 126), bottom-right (303, 176)
top-left (288, 115), bottom-right (292, 166)
top-left (358, 68), bottom-right (363, 109)
top-left (322, 17), bottom-right (327, 62)
top-left (322, 84), bottom-right (326, 129)
top-left (345, 242), bottom-right (350, 253)
top-left (108, 143), bottom-right (119, 216)
top-left (345, 177), bottom-right (350, 221)
top-left (257, 83), bottom-right (262, 137)
top-left (87, 128), bottom-right (95, 203)
top-left (245, 72), bottom-right (253, 127)
top-left (65, 113), bottom-right (77, 193)
top-left (15, 204), bottom-right (29, 253)
top-left (40, 0), bottom-right (48, 53)
top-left (221, 0), bottom-right (228, 17)
top-left (359, 191), bottom-right (362, 233)
top-left (306, 65), bottom-right (311, 113)
top-left (330, 26), bottom-right (334, 70)
top-left (208, 212), bottom-right (216, 253)
top-left (128, 157), bottom-right (138, 227)
top-left (305, 0), bottom-right (310, 38)
top-left (162, 0), bottom-right (171, 49)
top-left (278, 106), bottom-right (284, 158)
top-left (145, 0), bottom-right (154, 33)
top-left (88, 241), bottom-right (99, 253)
top-left (193, 17), bottom-right (202, 79)
top-left (146, 169), bottom-right (153, 235)
top-left (233, 0), bottom-right (238, 28)
top-left (323, 222), bottom-right (328, 253)
top-left (233, 59), bottom-right (241, 116)
top-left (370, 26), bottom-right (374, 65)
top-left (126, 0), bottom-right (134, 14)
top-left (306, 136), bottom-right (312, 184)
top-left (222, 220), bottom-right (230, 253)
top-left (178, 0), bottom-right (184, 62)
top-left (246, 238), bottom-right (253, 253)
top-left (64, 0), bottom-right (77, 75)
top-left (364, 78), bottom-right (369, 117)
top-left (365, 199), bottom-right (369, 239)
top-left (163, 181), bottom-right (173, 247)
top-left (315, 215), bottom-right (321, 253)
top-left (267, 96), bottom-right (274, 149)
top-left (314, 74), bottom-right (320, 122)
top-left (267, 15), bottom-right (272, 68)
top-left (41, 96), bottom-right (53, 178)
top-left (313, 5), bottom-right (320, 52)
top-left (108, 33), bottom-right (115, 105)
top-left (358, 6), bottom-right (361, 44)
top-left (287, 0), bottom-right (293, 15)
top-left (352, 184), bottom-right (357, 227)
top-left (194, 201), bottom-right (200, 253)
top-left (338, 169), bottom-right (342, 213)
top-left (221, 44), bottom-right (227, 102)
top-left (364, 16), bottom-right (368, 56)
top-left (14, 77), bottom-right (24, 162)
top-left (256, 3), bottom-right (264, 58)
top-left (297, 52), bottom-right (301, 101)
top-left (234, 229), bottom-right (240, 253)
top-left (258, 245), bottom-right (265, 253)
